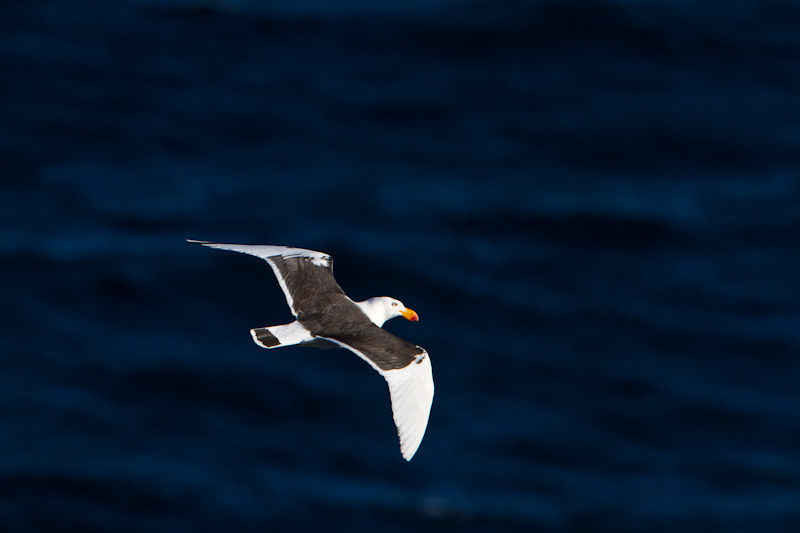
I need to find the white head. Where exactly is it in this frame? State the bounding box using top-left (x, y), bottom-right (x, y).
top-left (358, 296), bottom-right (419, 327)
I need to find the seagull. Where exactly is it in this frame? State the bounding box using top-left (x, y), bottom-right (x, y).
top-left (188, 240), bottom-right (434, 461)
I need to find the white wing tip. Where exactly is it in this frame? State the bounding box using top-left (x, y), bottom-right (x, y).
top-left (401, 440), bottom-right (422, 461)
top-left (385, 352), bottom-right (434, 462)
top-left (186, 240), bottom-right (330, 266)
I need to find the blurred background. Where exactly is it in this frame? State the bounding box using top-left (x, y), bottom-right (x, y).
top-left (2, 0), bottom-right (800, 530)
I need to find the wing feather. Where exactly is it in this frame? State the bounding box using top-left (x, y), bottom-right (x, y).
top-left (321, 334), bottom-right (434, 461)
top-left (187, 241), bottom-right (343, 316)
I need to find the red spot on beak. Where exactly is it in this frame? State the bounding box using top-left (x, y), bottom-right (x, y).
top-left (402, 308), bottom-right (419, 321)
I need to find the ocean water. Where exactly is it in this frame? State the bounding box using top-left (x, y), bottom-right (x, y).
top-left (2, 0), bottom-right (800, 530)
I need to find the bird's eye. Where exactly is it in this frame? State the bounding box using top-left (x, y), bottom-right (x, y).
top-left (392, 302), bottom-right (398, 307)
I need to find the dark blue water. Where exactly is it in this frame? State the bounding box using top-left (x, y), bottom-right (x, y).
top-left (3, 0), bottom-right (800, 530)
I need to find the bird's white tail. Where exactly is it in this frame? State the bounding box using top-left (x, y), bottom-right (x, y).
top-left (250, 321), bottom-right (314, 349)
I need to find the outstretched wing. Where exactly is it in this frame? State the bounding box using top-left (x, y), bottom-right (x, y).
top-left (188, 240), bottom-right (345, 317)
top-left (321, 327), bottom-right (435, 461)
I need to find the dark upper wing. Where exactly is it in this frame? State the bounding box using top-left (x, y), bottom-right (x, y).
top-left (323, 325), bottom-right (424, 371)
top-left (187, 241), bottom-right (345, 316)
top-left (319, 325), bottom-right (434, 461)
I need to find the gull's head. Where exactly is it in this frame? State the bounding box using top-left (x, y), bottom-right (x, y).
top-left (390, 298), bottom-right (419, 322)
top-left (361, 297), bottom-right (419, 327)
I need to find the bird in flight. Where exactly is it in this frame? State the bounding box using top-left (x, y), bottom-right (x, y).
top-left (189, 240), bottom-right (434, 461)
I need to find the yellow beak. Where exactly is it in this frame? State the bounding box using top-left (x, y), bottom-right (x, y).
top-left (401, 307), bottom-right (419, 321)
